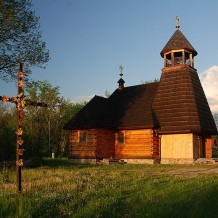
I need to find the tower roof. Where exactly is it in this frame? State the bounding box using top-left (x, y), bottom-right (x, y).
top-left (153, 65), bottom-right (217, 135)
top-left (160, 29), bottom-right (197, 57)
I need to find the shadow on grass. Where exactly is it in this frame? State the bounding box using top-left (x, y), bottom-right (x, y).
top-left (2, 166), bottom-right (218, 218)
top-left (78, 180), bottom-right (218, 218)
top-left (41, 158), bottom-right (103, 170)
top-left (21, 176), bottom-right (218, 218)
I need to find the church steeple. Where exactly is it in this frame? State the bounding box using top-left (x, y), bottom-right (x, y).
top-left (117, 65), bottom-right (125, 90)
top-left (160, 17), bottom-right (197, 68)
top-left (153, 18), bottom-right (217, 137)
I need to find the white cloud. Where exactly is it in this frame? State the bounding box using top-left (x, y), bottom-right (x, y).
top-left (199, 65), bottom-right (218, 113)
top-left (71, 94), bottom-right (95, 104)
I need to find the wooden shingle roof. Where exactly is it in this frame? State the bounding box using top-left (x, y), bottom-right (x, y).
top-left (64, 83), bottom-right (159, 130)
top-left (153, 65), bottom-right (217, 135)
top-left (109, 82), bottom-right (159, 129)
top-left (64, 95), bottom-right (113, 130)
top-left (64, 69), bottom-right (217, 135)
top-left (160, 29), bottom-right (197, 57)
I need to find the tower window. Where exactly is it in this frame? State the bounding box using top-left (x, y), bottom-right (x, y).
top-left (164, 50), bottom-right (193, 67)
top-left (185, 52), bottom-right (191, 65)
top-left (166, 53), bottom-right (172, 67)
top-left (174, 52), bottom-right (183, 65)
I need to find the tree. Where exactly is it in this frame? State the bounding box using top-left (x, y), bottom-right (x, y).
top-left (0, 0), bottom-right (49, 81)
top-left (0, 102), bottom-right (17, 161)
top-left (0, 81), bottom-right (86, 160)
top-left (23, 80), bottom-right (85, 157)
top-left (213, 113), bottom-right (218, 129)
top-left (23, 80), bottom-right (60, 157)
top-left (141, 78), bottom-right (160, 84)
top-left (104, 90), bottom-right (111, 98)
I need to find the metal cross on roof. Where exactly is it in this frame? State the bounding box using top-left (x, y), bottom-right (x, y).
top-left (0, 63), bottom-right (47, 194)
top-left (176, 16), bottom-right (180, 29)
top-left (119, 65), bottom-right (123, 77)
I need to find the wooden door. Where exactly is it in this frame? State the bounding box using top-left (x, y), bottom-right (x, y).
top-left (205, 138), bottom-right (213, 158)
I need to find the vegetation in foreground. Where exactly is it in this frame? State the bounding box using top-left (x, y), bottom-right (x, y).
top-left (1, 160), bottom-right (218, 218)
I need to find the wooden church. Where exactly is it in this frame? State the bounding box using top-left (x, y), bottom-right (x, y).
top-left (64, 19), bottom-right (217, 164)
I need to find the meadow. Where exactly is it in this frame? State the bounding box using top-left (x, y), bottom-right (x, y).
top-left (1, 159), bottom-right (218, 218)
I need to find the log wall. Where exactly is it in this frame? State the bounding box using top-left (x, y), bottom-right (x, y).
top-left (69, 129), bottom-right (115, 159)
top-left (69, 128), bottom-right (159, 160)
top-left (153, 133), bottom-right (160, 159)
top-left (95, 129), bottom-right (115, 158)
top-left (69, 129), bottom-right (96, 158)
top-left (115, 129), bottom-right (158, 159)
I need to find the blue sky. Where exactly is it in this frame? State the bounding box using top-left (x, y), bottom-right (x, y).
top-left (1, 0), bottom-right (218, 112)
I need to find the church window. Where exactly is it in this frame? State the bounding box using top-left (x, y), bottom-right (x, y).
top-left (116, 131), bottom-right (125, 144)
top-left (78, 131), bottom-right (87, 143)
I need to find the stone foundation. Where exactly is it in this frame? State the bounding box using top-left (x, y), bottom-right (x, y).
top-left (68, 158), bottom-right (97, 164)
top-left (68, 158), bottom-right (202, 165)
top-left (161, 158), bottom-right (195, 164)
top-left (121, 159), bottom-right (160, 164)
top-left (101, 158), bottom-right (160, 164)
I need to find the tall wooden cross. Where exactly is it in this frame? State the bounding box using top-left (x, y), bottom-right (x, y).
top-left (0, 63), bottom-right (47, 194)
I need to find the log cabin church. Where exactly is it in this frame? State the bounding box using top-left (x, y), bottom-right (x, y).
top-left (64, 19), bottom-right (217, 164)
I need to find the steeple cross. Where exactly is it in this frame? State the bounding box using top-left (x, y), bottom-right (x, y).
top-left (176, 16), bottom-right (180, 29)
top-left (0, 63), bottom-right (47, 194)
top-left (119, 65), bottom-right (123, 77)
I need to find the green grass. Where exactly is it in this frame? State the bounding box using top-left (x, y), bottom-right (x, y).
top-left (1, 162), bottom-right (218, 217)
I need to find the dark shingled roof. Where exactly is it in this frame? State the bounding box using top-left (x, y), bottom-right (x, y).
top-left (64, 96), bottom-right (113, 129)
top-left (64, 74), bottom-right (217, 135)
top-left (152, 65), bottom-right (217, 135)
top-left (109, 83), bottom-right (159, 129)
top-left (64, 83), bottom-right (159, 130)
top-left (160, 29), bottom-right (197, 57)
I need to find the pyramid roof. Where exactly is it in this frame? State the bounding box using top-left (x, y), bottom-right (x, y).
top-left (160, 29), bottom-right (197, 57)
top-left (153, 66), bottom-right (217, 135)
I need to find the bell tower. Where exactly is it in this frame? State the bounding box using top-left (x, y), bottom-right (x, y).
top-left (153, 17), bottom-right (217, 163)
top-left (160, 16), bottom-right (197, 68)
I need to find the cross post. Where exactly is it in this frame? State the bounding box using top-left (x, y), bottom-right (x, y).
top-left (0, 63), bottom-right (47, 194)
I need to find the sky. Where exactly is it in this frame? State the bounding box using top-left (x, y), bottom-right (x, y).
top-left (1, 0), bottom-right (218, 113)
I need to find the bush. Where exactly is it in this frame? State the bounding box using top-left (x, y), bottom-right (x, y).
top-left (42, 157), bottom-right (69, 167)
top-left (29, 157), bottom-right (43, 168)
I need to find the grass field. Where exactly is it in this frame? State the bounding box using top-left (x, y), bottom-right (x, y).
top-left (1, 159), bottom-right (218, 218)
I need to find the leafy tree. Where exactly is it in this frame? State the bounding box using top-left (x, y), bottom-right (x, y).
top-left (141, 78), bottom-right (160, 84)
top-left (23, 80), bottom-right (60, 157)
top-left (23, 80), bottom-right (85, 157)
top-left (0, 0), bottom-right (49, 81)
top-left (0, 80), bottom-right (86, 160)
top-left (104, 90), bottom-right (111, 98)
top-left (0, 102), bottom-right (17, 161)
top-left (213, 113), bottom-right (218, 129)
